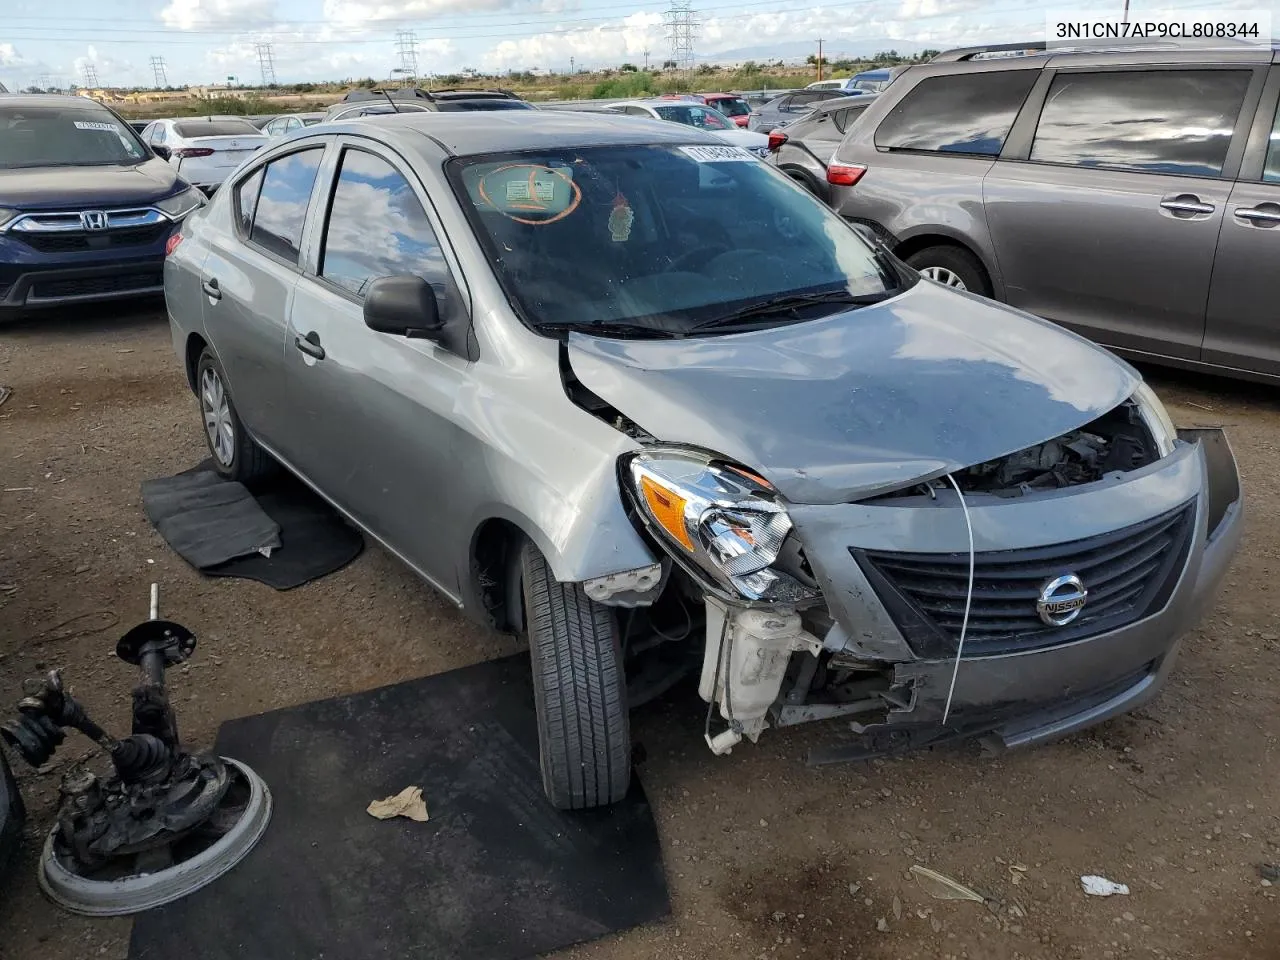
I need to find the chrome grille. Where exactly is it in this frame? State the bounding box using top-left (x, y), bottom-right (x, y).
top-left (857, 501), bottom-right (1195, 656)
top-left (15, 223), bottom-right (171, 253)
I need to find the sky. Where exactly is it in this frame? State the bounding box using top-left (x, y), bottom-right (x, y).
top-left (0, 0), bottom-right (1273, 90)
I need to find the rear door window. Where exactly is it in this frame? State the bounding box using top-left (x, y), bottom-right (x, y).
top-left (875, 71), bottom-right (1037, 156)
top-left (1030, 69), bottom-right (1252, 177)
top-left (245, 148), bottom-right (324, 263)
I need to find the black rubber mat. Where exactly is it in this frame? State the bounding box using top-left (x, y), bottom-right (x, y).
top-left (129, 654), bottom-right (669, 960)
top-left (142, 461), bottom-right (363, 590)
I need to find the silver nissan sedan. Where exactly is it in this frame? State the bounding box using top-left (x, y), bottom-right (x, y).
top-left (164, 111), bottom-right (1243, 809)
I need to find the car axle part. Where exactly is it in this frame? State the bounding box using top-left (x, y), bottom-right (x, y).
top-left (0, 584), bottom-right (271, 916)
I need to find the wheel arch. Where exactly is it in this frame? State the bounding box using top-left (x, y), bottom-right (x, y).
top-left (184, 332), bottom-right (209, 393)
top-left (892, 232), bottom-right (1001, 299)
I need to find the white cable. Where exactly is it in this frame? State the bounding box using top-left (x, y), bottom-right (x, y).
top-left (941, 474), bottom-right (975, 726)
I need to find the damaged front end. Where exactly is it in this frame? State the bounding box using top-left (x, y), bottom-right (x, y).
top-left (596, 385), bottom-right (1239, 764)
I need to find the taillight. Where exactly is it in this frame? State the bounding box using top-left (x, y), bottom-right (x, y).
top-left (827, 163), bottom-right (867, 187)
top-left (767, 131), bottom-right (787, 153)
top-left (165, 233), bottom-right (183, 257)
top-left (173, 147), bottom-right (215, 159)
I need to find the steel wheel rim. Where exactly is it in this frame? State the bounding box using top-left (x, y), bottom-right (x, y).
top-left (200, 367), bottom-right (234, 467)
top-left (920, 266), bottom-right (967, 290)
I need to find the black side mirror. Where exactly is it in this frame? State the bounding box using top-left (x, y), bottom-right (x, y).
top-left (363, 275), bottom-right (444, 339)
top-left (152, 145), bottom-right (170, 160)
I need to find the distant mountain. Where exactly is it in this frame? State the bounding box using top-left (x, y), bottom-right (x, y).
top-left (703, 38), bottom-right (923, 64)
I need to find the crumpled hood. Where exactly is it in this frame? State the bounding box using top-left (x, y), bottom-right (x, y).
top-left (568, 281), bottom-right (1141, 504)
top-left (0, 159), bottom-right (182, 210)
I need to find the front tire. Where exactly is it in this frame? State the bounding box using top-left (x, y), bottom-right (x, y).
top-left (195, 348), bottom-right (274, 483)
top-left (521, 542), bottom-right (631, 810)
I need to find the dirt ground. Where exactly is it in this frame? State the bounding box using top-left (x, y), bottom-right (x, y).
top-left (0, 304), bottom-right (1277, 960)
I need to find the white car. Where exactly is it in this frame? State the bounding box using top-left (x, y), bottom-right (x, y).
top-left (139, 117), bottom-right (269, 193)
top-left (606, 100), bottom-right (770, 155)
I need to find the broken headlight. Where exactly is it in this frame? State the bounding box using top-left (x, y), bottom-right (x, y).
top-left (627, 449), bottom-right (818, 603)
top-left (1133, 382), bottom-right (1177, 457)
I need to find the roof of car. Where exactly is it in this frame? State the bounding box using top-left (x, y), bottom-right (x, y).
top-left (0, 94), bottom-right (112, 110)
top-left (807, 93), bottom-right (880, 114)
top-left (347, 110), bottom-right (722, 156)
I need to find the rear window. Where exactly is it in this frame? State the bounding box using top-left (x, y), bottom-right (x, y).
top-left (174, 119), bottom-right (261, 138)
top-left (244, 148), bottom-right (324, 263)
top-left (0, 103), bottom-right (148, 169)
top-left (712, 97), bottom-right (751, 117)
top-left (1030, 69), bottom-right (1251, 177)
top-left (436, 100), bottom-right (532, 111)
top-left (875, 71), bottom-right (1037, 156)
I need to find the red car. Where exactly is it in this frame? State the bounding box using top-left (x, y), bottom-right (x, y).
top-left (661, 92), bottom-right (753, 127)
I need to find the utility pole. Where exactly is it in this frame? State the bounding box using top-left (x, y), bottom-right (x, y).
top-left (570, 56), bottom-right (575, 74)
top-left (816, 38), bottom-right (823, 81)
top-left (255, 41), bottom-right (277, 87)
top-left (150, 56), bottom-right (168, 88)
top-left (395, 31), bottom-right (419, 82)
top-left (1122, 0), bottom-right (1130, 23)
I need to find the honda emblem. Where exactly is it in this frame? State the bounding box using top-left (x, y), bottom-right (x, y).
top-left (80, 210), bottom-right (108, 231)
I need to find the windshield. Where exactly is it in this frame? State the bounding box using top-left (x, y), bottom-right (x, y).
top-left (450, 144), bottom-right (905, 336)
top-left (173, 119), bottom-right (261, 138)
top-left (438, 99), bottom-right (532, 111)
top-left (654, 105), bottom-right (732, 130)
top-left (710, 97), bottom-right (751, 117)
top-left (852, 80), bottom-right (886, 93)
top-left (0, 103), bottom-right (148, 169)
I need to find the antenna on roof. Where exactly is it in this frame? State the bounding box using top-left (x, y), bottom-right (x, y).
top-left (380, 88), bottom-right (401, 113)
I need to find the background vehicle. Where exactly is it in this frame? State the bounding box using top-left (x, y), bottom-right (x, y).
top-left (323, 87), bottom-right (534, 122)
top-left (767, 95), bottom-right (876, 201)
top-left (140, 116), bottom-right (268, 193)
top-left (607, 99), bottom-right (769, 153)
top-left (165, 111), bottom-right (1239, 815)
top-left (806, 68), bottom-right (897, 94)
top-left (0, 95), bottom-right (202, 316)
top-left (828, 39), bottom-right (1280, 382)
top-left (685, 93), bottom-right (754, 126)
top-left (261, 112), bottom-right (325, 137)
top-left (747, 88), bottom-right (848, 132)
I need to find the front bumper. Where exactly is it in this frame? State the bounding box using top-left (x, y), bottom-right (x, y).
top-left (0, 226), bottom-right (173, 311)
top-left (787, 430), bottom-right (1241, 751)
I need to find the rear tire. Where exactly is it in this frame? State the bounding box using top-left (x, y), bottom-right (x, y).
top-left (521, 541), bottom-right (631, 810)
top-left (195, 347), bottom-right (275, 484)
top-left (905, 245), bottom-right (992, 297)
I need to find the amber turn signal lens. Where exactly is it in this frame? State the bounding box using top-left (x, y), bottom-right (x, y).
top-left (640, 475), bottom-right (694, 551)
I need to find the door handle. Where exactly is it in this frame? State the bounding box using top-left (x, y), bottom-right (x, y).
top-left (293, 331), bottom-right (326, 361)
top-left (201, 277), bottom-right (221, 300)
top-left (1233, 205), bottom-right (1280, 226)
top-left (1159, 197), bottom-right (1215, 216)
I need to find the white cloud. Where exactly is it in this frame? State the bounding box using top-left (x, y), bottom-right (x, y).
top-left (0, 43), bottom-right (28, 69)
top-left (481, 11), bottom-right (663, 71)
top-left (161, 0), bottom-right (276, 31)
top-left (324, 0), bottom-right (532, 25)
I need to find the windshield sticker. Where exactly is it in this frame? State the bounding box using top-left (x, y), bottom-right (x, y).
top-left (679, 144), bottom-right (756, 163)
top-left (74, 120), bottom-right (120, 131)
top-left (608, 193), bottom-right (634, 243)
top-left (478, 163), bottom-right (582, 226)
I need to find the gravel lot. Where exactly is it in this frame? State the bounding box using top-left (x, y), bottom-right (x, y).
top-left (0, 304), bottom-right (1277, 960)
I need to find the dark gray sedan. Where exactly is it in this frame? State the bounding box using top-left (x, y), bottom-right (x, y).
top-left (164, 110), bottom-right (1242, 811)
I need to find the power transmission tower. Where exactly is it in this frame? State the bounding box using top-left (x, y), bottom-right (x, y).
top-left (664, 0), bottom-right (699, 72)
top-left (643, 49), bottom-right (650, 70)
top-left (39, 73), bottom-right (55, 90)
top-left (255, 42), bottom-right (277, 86)
top-left (82, 63), bottom-right (99, 88)
top-left (395, 30), bottom-right (419, 80)
top-left (150, 55), bottom-right (168, 88)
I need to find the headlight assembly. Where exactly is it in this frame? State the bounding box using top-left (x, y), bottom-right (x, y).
top-left (627, 449), bottom-right (818, 603)
top-left (1132, 382), bottom-right (1177, 457)
top-left (0, 208), bottom-right (18, 230)
top-left (155, 186), bottom-right (204, 220)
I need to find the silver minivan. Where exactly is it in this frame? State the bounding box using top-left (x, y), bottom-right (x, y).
top-left (828, 40), bottom-right (1280, 382)
top-left (165, 111), bottom-right (1242, 809)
